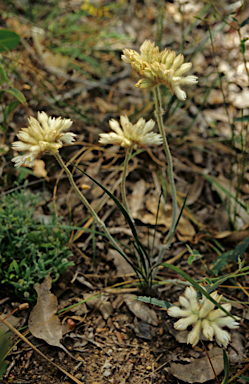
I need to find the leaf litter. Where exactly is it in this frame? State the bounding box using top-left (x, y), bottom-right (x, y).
top-left (28, 274), bottom-right (79, 360)
top-left (2, 0), bottom-right (249, 383)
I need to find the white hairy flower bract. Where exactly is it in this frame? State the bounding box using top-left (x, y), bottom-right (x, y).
top-left (122, 39), bottom-right (198, 100)
top-left (12, 112), bottom-right (76, 167)
top-left (99, 115), bottom-right (163, 148)
top-left (168, 286), bottom-right (239, 348)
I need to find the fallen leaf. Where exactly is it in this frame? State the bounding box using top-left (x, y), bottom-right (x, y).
top-left (134, 320), bottom-right (152, 340)
top-left (186, 177), bottom-right (204, 205)
top-left (76, 275), bottom-right (95, 290)
top-left (106, 249), bottom-right (134, 275)
top-left (207, 89), bottom-right (224, 104)
top-left (129, 179), bottom-right (146, 218)
top-left (144, 198), bottom-right (195, 241)
top-left (28, 275), bottom-right (75, 358)
top-left (229, 88), bottom-right (249, 108)
top-left (168, 347), bottom-right (224, 383)
top-left (215, 230), bottom-right (249, 243)
top-left (83, 292), bottom-right (113, 320)
top-left (0, 314), bottom-right (20, 335)
top-left (210, 175), bottom-right (249, 228)
top-left (229, 331), bottom-right (245, 363)
top-left (32, 27), bottom-right (72, 74)
top-left (123, 294), bottom-right (158, 326)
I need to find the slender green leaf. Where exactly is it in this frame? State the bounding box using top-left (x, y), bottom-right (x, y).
top-left (211, 237), bottom-right (249, 274)
top-left (0, 360), bottom-right (8, 379)
top-left (4, 100), bottom-right (21, 124)
top-left (238, 377), bottom-right (249, 382)
top-left (0, 62), bottom-right (9, 86)
top-left (222, 349), bottom-right (229, 384)
top-left (240, 41), bottom-right (246, 54)
top-left (174, 190), bottom-right (189, 231)
top-left (241, 16), bottom-right (249, 28)
top-left (4, 89), bottom-right (27, 105)
top-left (211, 251), bottom-right (232, 275)
top-left (136, 296), bottom-right (172, 309)
top-left (0, 29), bottom-right (20, 52)
top-left (203, 174), bottom-right (247, 210)
top-left (70, 161), bottom-right (149, 276)
top-left (230, 236), bottom-right (249, 262)
top-left (92, 220), bottom-right (96, 270)
top-left (234, 115), bottom-right (249, 123)
top-left (152, 189), bottom-right (163, 256)
top-left (204, 274), bottom-right (231, 294)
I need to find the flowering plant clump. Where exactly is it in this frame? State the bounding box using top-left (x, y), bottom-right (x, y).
top-left (12, 112), bottom-right (76, 168)
top-left (99, 115), bottom-right (163, 148)
top-left (122, 39), bottom-right (198, 100)
top-left (168, 286), bottom-right (240, 348)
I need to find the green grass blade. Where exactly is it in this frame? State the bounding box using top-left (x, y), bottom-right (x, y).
top-left (70, 162), bottom-right (150, 271)
top-left (203, 174), bottom-right (247, 211)
top-left (136, 296), bottom-right (172, 309)
top-left (222, 349), bottom-right (229, 384)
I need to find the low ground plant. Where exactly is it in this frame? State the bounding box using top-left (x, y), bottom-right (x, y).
top-left (0, 187), bottom-right (74, 300)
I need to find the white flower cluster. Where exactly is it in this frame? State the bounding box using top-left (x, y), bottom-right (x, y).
top-left (122, 40), bottom-right (198, 100)
top-left (168, 286), bottom-right (239, 348)
top-left (99, 115), bottom-right (162, 148)
top-left (12, 112), bottom-right (76, 167)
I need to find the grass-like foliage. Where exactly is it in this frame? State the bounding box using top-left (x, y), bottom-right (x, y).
top-left (0, 327), bottom-right (10, 379)
top-left (0, 188), bottom-right (74, 300)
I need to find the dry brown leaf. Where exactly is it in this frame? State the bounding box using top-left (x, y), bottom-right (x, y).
top-left (83, 293), bottom-right (113, 320)
top-left (212, 175), bottom-right (249, 228)
top-left (176, 216), bottom-right (196, 242)
top-left (32, 27), bottom-right (72, 74)
top-left (207, 89), bottom-right (224, 105)
top-left (28, 275), bottom-right (75, 357)
top-left (215, 230), bottom-right (249, 243)
top-left (123, 294), bottom-right (158, 326)
top-left (229, 331), bottom-right (245, 363)
top-left (144, 198), bottom-right (195, 241)
top-left (0, 314), bottom-right (20, 335)
top-left (145, 200), bottom-right (172, 226)
top-left (203, 108), bottom-right (230, 124)
top-left (129, 179), bottom-right (146, 218)
top-left (168, 347), bottom-right (224, 383)
top-left (229, 88), bottom-right (249, 108)
top-left (186, 177), bottom-right (204, 205)
top-left (106, 249), bottom-right (134, 275)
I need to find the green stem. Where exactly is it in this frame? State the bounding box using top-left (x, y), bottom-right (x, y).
top-left (152, 86), bottom-right (178, 275)
top-left (54, 152), bottom-right (125, 257)
top-left (121, 146), bottom-right (133, 216)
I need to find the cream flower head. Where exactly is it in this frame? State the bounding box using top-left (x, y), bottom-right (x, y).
top-left (12, 112), bottom-right (76, 168)
top-left (99, 115), bottom-right (163, 148)
top-left (168, 286), bottom-right (240, 348)
top-left (122, 40), bottom-right (198, 100)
